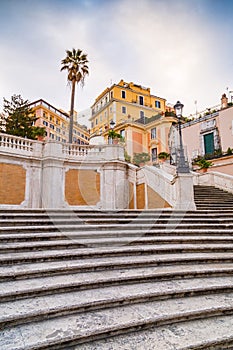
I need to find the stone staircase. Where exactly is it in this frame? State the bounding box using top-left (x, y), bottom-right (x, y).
top-left (194, 185), bottom-right (233, 210)
top-left (1, 196), bottom-right (233, 349)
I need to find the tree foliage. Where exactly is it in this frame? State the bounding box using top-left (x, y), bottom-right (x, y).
top-left (1, 94), bottom-right (45, 140)
top-left (61, 48), bottom-right (89, 143)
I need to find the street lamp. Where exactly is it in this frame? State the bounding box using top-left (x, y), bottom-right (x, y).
top-left (110, 120), bottom-right (115, 129)
top-left (108, 119), bottom-right (115, 144)
top-left (174, 101), bottom-right (189, 173)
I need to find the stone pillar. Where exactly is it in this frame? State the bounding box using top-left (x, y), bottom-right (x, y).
top-left (104, 144), bottom-right (125, 161)
top-left (100, 161), bottom-right (129, 210)
top-left (174, 173), bottom-right (196, 210)
top-left (27, 161), bottom-right (43, 208)
top-left (41, 142), bottom-right (67, 208)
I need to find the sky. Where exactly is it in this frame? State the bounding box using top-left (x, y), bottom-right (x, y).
top-left (0, 0), bottom-right (233, 126)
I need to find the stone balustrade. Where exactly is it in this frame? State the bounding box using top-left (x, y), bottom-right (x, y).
top-left (193, 170), bottom-right (233, 194)
top-left (0, 133), bottom-right (125, 162)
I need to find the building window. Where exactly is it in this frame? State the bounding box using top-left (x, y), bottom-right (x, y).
top-left (50, 124), bottom-right (55, 129)
top-left (151, 128), bottom-right (156, 139)
top-left (139, 96), bottom-right (144, 105)
top-left (140, 110), bottom-right (145, 119)
top-left (155, 100), bottom-right (161, 108)
top-left (121, 91), bottom-right (126, 99)
top-left (120, 129), bottom-right (125, 138)
top-left (43, 121), bottom-right (48, 126)
top-left (122, 106), bottom-right (126, 114)
top-left (100, 115), bottom-right (102, 122)
top-left (95, 118), bottom-right (98, 125)
top-left (50, 133), bottom-right (55, 139)
top-left (110, 92), bottom-right (113, 98)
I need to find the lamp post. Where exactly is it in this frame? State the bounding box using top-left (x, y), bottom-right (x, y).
top-left (108, 119), bottom-right (115, 144)
top-left (174, 101), bottom-right (189, 173)
top-left (110, 120), bottom-right (115, 129)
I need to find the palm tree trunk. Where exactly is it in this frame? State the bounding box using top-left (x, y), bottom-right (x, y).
top-left (69, 79), bottom-right (76, 143)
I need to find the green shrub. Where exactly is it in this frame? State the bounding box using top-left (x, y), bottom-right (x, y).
top-left (158, 152), bottom-right (170, 160)
top-left (133, 152), bottom-right (150, 166)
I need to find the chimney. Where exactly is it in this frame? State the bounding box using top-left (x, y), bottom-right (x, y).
top-left (221, 93), bottom-right (228, 109)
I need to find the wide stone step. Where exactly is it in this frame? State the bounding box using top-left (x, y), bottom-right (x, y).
top-left (76, 315), bottom-right (233, 350)
top-left (1, 244), bottom-right (233, 265)
top-left (1, 217), bottom-right (233, 226)
top-left (1, 288), bottom-right (233, 350)
top-left (1, 266), bottom-right (233, 303)
top-left (1, 223), bottom-right (233, 234)
top-left (1, 253), bottom-right (233, 281)
top-left (3, 230), bottom-right (233, 244)
top-left (1, 209), bottom-right (233, 218)
top-left (1, 236), bottom-right (233, 252)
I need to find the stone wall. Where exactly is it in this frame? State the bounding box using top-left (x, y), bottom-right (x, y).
top-left (0, 133), bottom-right (197, 210)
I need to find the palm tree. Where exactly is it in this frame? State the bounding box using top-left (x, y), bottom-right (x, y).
top-left (61, 48), bottom-right (89, 143)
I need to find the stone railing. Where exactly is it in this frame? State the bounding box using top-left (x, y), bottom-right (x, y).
top-left (61, 143), bottom-right (125, 162)
top-left (0, 133), bottom-right (43, 157)
top-left (192, 171), bottom-right (233, 194)
top-left (141, 165), bottom-right (196, 210)
top-left (0, 133), bottom-right (34, 152)
top-left (0, 133), bottom-right (125, 162)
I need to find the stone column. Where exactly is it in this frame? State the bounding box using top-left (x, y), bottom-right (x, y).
top-left (41, 142), bottom-right (67, 208)
top-left (174, 173), bottom-right (196, 210)
top-left (100, 161), bottom-right (129, 210)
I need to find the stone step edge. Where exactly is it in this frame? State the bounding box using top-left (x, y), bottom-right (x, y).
top-left (3, 305), bottom-right (233, 350)
top-left (1, 271), bottom-right (233, 303)
top-left (2, 239), bottom-right (233, 253)
top-left (2, 247), bottom-right (233, 265)
top-left (1, 256), bottom-right (233, 281)
top-left (2, 212), bottom-right (233, 218)
top-left (2, 235), bottom-right (233, 244)
top-left (1, 225), bottom-right (233, 233)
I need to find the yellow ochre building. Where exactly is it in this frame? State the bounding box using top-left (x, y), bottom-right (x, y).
top-left (90, 79), bottom-right (177, 163)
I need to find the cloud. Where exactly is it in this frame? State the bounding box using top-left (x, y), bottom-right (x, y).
top-left (0, 0), bottom-right (233, 118)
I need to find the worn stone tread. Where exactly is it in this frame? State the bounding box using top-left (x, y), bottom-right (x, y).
top-left (76, 315), bottom-right (233, 350)
top-left (1, 293), bottom-right (233, 350)
top-left (1, 223), bottom-right (233, 232)
top-left (1, 236), bottom-right (233, 251)
top-left (1, 254), bottom-right (233, 280)
top-left (1, 268), bottom-right (233, 302)
top-left (1, 244), bottom-right (233, 266)
top-left (1, 276), bottom-right (233, 325)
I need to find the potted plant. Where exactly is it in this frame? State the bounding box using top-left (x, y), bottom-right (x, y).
top-left (158, 152), bottom-right (170, 162)
top-left (108, 130), bottom-right (123, 144)
top-left (195, 158), bottom-right (213, 173)
top-left (32, 127), bottom-right (46, 141)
